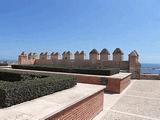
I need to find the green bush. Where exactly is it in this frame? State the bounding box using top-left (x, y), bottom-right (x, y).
top-left (0, 63), bottom-right (8, 66)
top-left (0, 76), bottom-right (77, 107)
top-left (11, 65), bottom-right (120, 76)
top-left (0, 71), bottom-right (46, 82)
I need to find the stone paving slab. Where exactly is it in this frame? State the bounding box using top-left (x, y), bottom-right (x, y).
top-left (125, 80), bottom-right (160, 99)
top-left (100, 110), bottom-right (151, 120)
top-left (111, 95), bottom-right (160, 119)
top-left (0, 109), bottom-right (31, 120)
top-left (125, 90), bottom-right (160, 99)
top-left (94, 80), bottom-right (160, 120)
top-left (126, 80), bottom-right (160, 93)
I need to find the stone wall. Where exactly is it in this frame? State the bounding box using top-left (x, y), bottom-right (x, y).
top-left (140, 74), bottom-right (160, 80)
top-left (34, 59), bottom-right (129, 70)
top-left (18, 48), bottom-right (141, 79)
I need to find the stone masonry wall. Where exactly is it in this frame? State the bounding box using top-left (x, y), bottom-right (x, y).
top-left (18, 48), bottom-right (141, 79)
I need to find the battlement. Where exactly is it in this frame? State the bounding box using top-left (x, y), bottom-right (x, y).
top-left (19, 48), bottom-right (131, 61)
top-left (18, 48), bottom-right (141, 79)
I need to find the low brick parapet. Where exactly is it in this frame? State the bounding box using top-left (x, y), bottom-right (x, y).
top-left (0, 83), bottom-right (105, 120)
top-left (140, 74), bottom-right (160, 80)
top-left (75, 73), bottom-right (131, 93)
top-left (107, 73), bottom-right (131, 79)
top-left (0, 68), bottom-right (131, 93)
top-left (106, 73), bottom-right (131, 93)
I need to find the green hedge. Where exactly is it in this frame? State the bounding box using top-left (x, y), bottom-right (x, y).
top-left (0, 63), bottom-right (8, 66)
top-left (71, 68), bottom-right (119, 75)
top-left (0, 76), bottom-right (77, 107)
top-left (11, 65), bottom-right (120, 76)
top-left (0, 71), bottom-right (46, 82)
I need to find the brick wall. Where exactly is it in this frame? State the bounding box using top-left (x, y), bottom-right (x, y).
top-left (47, 90), bottom-right (104, 120)
top-left (76, 75), bottom-right (102, 85)
top-left (141, 74), bottom-right (160, 80)
top-left (107, 75), bottom-right (131, 93)
top-left (107, 79), bottom-right (120, 93)
top-left (76, 74), bottom-right (131, 93)
top-left (120, 75), bottom-right (131, 92)
top-left (102, 60), bottom-right (129, 70)
top-left (34, 59), bottom-right (129, 70)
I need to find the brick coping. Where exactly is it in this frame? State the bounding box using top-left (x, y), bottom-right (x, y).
top-left (107, 73), bottom-right (131, 80)
top-left (141, 73), bottom-right (159, 76)
top-left (0, 83), bottom-right (105, 120)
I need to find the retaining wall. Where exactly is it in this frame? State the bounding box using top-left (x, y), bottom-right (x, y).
top-left (140, 74), bottom-right (160, 80)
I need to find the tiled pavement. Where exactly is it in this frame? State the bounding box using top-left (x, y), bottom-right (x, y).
top-left (94, 80), bottom-right (160, 120)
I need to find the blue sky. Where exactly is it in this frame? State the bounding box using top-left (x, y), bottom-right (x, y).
top-left (0, 0), bottom-right (160, 63)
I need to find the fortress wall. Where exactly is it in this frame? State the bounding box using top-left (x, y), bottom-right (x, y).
top-left (102, 61), bottom-right (129, 69)
top-left (35, 59), bottom-right (92, 67)
top-left (27, 59), bottom-right (36, 65)
top-left (18, 48), bottom-right (140, 79)
top-left (34, 59), bottom-right (52, 65)
top-left (34, 59), bottom-right (129, 69)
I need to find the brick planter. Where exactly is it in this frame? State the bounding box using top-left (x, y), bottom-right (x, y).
top-left (77, 73), bottom-right (131, 93)
top-left (107, 74), bottom-right (131, 93)
top-left (48, 90), bottom-right (104, 120)
top-left (0, 83), bottom-right (105, 120)
top-left (0, 68), bottom-right (131, 93)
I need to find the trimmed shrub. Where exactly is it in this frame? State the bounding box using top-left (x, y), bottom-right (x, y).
top-left (0, 63), bottom-right (8, 66)
top-left (11, 65), bottom-right (120, 76)
top-left (0, 76), bottom-right (77, 107)
top-left (0, 71), bottom-right (46, 82)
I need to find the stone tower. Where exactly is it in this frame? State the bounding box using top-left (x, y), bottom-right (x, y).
top-left (18, 52), bottom-right (27, 64)
top-left (51, 52), bottom-right (60, 61)
top-left (79, 51), bottom-right (85, 60)
top-left (44, 52), bottom-right (49, 60)
top-left (129, 50), bottom-right (141, 79)
top-left (89, 49), bottom-right (99, 63)
top-left (55, 52), bottom-right (61, 60)
top-left (40, 52), bottom-right (48, 60)
top-left (51, 52), bottom-right (55, 60)
top-left (74, 51), bottom-right (79, 61)
top-left (62, 51), bottom-right (67, 60)
top-left (40, 52), bottom-right (44, 60)
top-left (113, 48), bottom-right (124, 62)
top-left (28, 52), bottom-right (32, 60)
top-left (100, 48), bottom-right (110, 61)
top-left (66, 51), bottom-right (72, 60)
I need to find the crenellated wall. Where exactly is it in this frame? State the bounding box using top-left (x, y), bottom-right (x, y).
top-left (18, 48), bottom-right (141, 79)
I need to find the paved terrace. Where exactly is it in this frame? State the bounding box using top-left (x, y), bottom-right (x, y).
top-left (0, 67), bottom-right (160, 120)
top-left (94, 79), bottom-right (160, 120)
top-left (1, 79), bottom-right (159, 120)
